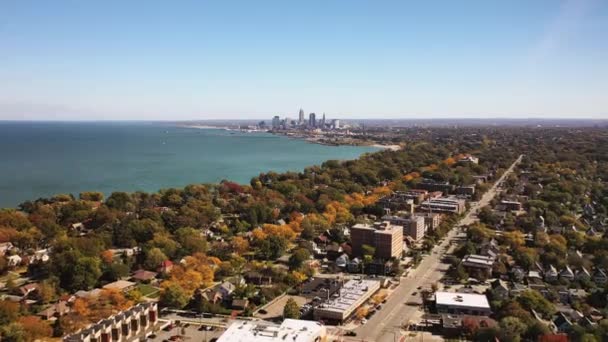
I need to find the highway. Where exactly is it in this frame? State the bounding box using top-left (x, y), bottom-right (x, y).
top-left (350, 154), bottom-right (523, 342)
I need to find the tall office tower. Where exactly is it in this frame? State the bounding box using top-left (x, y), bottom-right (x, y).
top-left (272, 116), bottom-right (281, 129)
top-left (321, 113), bottom-right (326, 128)
top-left (332, 119), bottom-right (340, 129)
top-left (298, 108), bottom-right (305, 125)
top-left (308, 113), bottom-right (316, 128)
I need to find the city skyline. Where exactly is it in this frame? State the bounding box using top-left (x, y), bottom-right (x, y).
top-left (1, 1), bottom-right (607, 120)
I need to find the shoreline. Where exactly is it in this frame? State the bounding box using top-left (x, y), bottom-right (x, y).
top-left (180, 124), bottom-right (402, 151)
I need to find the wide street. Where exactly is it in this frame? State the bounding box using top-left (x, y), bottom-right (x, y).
top-left (349, 155), bottom-right (523, 342)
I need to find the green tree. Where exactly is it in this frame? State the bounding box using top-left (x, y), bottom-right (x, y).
top-left (517, 290), bottom-right (555, 319)
top-left (52, 250), bottom-right (101, 291)
top-left (499, 316), bottom-right (527, 342)
top-left (283, 298), bottom-right (301, 319)
top-left (160, 283), bottom-right (189, 309)
top-left (257, 236), bottom-right (287, 260)
top-left (174, 227), bottom-right (207, 256)
top-left (79, 191), bottom-right (104, 201)
top-left (288, 248), bottom-right (311, 270)
top-left (144, 248), bottom-right (168, 270)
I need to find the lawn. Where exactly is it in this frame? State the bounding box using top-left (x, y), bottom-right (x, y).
top-left (137, 284), bottom-right (160, 298)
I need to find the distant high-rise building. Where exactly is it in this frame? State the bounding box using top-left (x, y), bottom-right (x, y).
top-left (332, 119), bottom-right (340, 129)
top-left (298, 109), bottom-right (305, 125)
top-left (308, 113), bottom-right (316, 128)
top-left (272, 116), bottom-right (281, 129)
top-left (321, 113), bottom-right (326, 128)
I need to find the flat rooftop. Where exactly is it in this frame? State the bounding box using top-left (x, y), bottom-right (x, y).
top-left (315, 279), bottom-right (379, 314)
top-left (463, 255), bottom-right (495, 267)
top-left (435, 292), bottom-right (490, 309)
top-left (217, 319), bottom-right (325, 342)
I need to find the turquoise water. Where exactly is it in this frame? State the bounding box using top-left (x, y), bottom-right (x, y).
top-left (0, 122), bottom-right (378, 208)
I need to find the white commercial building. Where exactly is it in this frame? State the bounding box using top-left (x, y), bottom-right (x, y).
top-left (217, 319), bottom-right (326, 342)
top-left (313, 279), bottom-right (380, 322)
top-left (435, 292), bottom-right (491, 316)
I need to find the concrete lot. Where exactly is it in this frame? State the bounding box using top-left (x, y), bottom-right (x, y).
top-left (150, 323), bottom-right (225, 342)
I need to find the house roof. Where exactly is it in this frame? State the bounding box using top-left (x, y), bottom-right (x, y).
top-left (220, 281), bottom-right (235, 293)
top-left (103, 280), bottom-right (136, 291)
top-left (132, 269), bottom-right (157, 281)
top-left (232, 298), bottom-right (248, 308)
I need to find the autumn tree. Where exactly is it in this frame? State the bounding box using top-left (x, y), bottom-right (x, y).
top-left (17, 316), bottom-right (53, 341)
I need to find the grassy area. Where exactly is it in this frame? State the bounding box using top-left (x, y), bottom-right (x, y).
top-left (137, 284), bottom-right (160, 298)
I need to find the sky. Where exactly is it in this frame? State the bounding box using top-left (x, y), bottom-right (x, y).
top-left (0, 0), bottom-right (607, 120)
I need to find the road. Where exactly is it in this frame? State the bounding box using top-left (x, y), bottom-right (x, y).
top-left (350, 155), bottom-right (523, 342)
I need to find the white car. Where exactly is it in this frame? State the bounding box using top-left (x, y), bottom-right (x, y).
top-left (361, 319), bottom-right (367, 324)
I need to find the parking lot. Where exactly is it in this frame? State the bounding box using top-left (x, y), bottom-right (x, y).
top-left (254, 295), bottom-right (308, 320)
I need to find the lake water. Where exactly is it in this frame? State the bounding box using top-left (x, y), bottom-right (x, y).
top-left (0, 122), bottom-right (379, 208)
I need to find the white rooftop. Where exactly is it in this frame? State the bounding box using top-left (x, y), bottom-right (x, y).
top-left (316, 279), bottom-right (380, 314)
top-left (217, 319), bottom-right (325, 342)
top-left (435, 292), bottom-right (490, 310)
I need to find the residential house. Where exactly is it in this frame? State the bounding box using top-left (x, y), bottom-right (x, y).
top-left (553, 313), bottom-right (573, 333)
top-left (593, 268), bottom-right (608, 285)
top-left (335, 254), bottom-right (349, 268)
top-left (481, 239), bottom-right (500, 259)
top-left (559, 266), bottom-right (575, 281)
top-left (38, 301), bottom-right (70, 321)
top-left (7, 255), bottom-right (22, 267)
top-left (490, 280), bottom-right (509, 300)
top-left (459, 155), bottom-right (479, 164)
top-left (510, 266), bottom-right (526, 282)
top-left (131, 270), bottom-right (157, 283)
top-left (556, 287), bottom-right (570, 304)
top-left (218, 281), bottom-right (236, 298)
top-left (0, 242), bottom-right (14, 256)
top-left (575, 267), bottom-right (591, 282)
top-left (30, 249), bottom-right (50, 264)
top-left (568, 289), bottom-right (587, 304)
top-left (200, 289), bottom-right (223, 304)
top-left (462, 254), bottom-right (495, 277)
top-left (325, 244), bottom-right (343, 260)
top-left (19, 283), bottom-right (38, 298)
top-left (158, 260), bottom-right (173, 274)
top-left (544, 265), bottom-right (558, 282)
top-left (347, 258), bottom-right (362, 273)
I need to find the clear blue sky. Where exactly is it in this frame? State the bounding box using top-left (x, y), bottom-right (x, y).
top-left (1, 0), bottom-right (607, 120)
